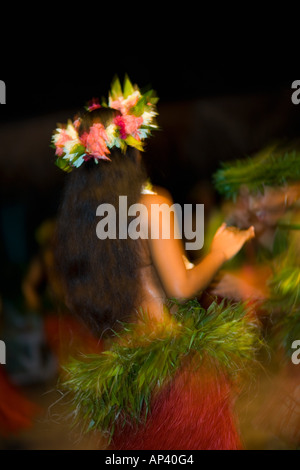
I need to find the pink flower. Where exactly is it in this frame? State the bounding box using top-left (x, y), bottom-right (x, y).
top-left (109, 91), bottom-right (140, 115)
top-left (113, 115), bottom-right (127, 139)
top-left (87, 98), bottom-right (101, 112)
top-left (109, 98), bottom-right (125, 114)
top-left (73, 118), bottom-right (81, 131)
top-left (114, 115), bottom-right (143, 140)
top-left (55, 147), bottom-right (64, 157)
top-left (126, 93), bottom-right (140, 109)
top-left (54, 129), bottom-right (72, 156)
top-left (80, 123), bottom-right (110, 160)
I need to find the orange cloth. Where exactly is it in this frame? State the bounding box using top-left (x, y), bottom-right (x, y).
top-left (0, 366), bottom-right (40, 436)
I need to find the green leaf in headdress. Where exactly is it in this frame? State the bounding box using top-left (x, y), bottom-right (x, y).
top-left (55, 158), bottom-right (72, 173)
top-left (123, 74), bottom-right (135, 99)
top-left (125, 135), bottom-right (144, 151)
top-left (110, 75), bottom-right (123, 100)
top-left (131, 90), bottom-right (157, 117)
top-left (70, 143), bottom-right (86, 158)
top-left (101, 95), bottom-right (108, 107)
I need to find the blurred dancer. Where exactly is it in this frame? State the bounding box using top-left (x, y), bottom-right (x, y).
top-left (213, 142), bottom-right (300, 447)
top-left (52, 76), bottom-right (259, 450)
top-left (213, 143), bottom-right (300, 324)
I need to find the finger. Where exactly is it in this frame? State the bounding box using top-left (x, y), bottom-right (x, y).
top-left (215, 223), bottom-right (227, 236)
top-left (248, 226), bottom-right (255, 237)
top-left (244, 226), bottom-right (255, 240)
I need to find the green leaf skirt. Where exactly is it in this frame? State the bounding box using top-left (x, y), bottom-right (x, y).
top-left (59, 298), bottom-right (263, 446)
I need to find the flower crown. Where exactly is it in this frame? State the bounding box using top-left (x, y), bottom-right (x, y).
top-left (52, 75), bottom-right (159, 172)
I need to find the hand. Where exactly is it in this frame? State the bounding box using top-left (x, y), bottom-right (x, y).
top-left (210, 223), bottom-right (255, 261)
top-left (211, 272), bottom-right (266, 301)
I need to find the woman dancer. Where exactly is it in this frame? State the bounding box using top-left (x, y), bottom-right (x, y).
top-left (52, 76), bottom-right (258, 450)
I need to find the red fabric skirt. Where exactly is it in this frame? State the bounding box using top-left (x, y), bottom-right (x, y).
top-left (46, 312), bottom-right (243, 450)
top-left (111, 358), bottom-right (243, 450)
top-left (0, 366), bottom-right (40, 436)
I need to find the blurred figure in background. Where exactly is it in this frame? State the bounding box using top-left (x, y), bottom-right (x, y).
top-left (0, 295), bottom-right (40, 447)
top-left (0, 216), bottom-right (56, 446)
top-left (212, 141), bottom-right (300, 447)
top-left (22, 218), bottom-right (101, 366)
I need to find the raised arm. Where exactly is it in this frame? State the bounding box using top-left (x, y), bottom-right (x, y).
top-left (141, 193), bottom-right (255, 300)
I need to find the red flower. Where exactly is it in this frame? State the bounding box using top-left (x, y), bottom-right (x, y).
top-left (80, 123), bottom-right (110, 160)
top-left (87, 98), bottom-right (101, 112)
top-left (114, 114), bottom-right (143, 140)
top-left (54, 129), bottom-right (72, 156)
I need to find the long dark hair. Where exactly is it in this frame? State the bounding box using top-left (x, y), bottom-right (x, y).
top-left (54, 107), bottom-right (147, 338)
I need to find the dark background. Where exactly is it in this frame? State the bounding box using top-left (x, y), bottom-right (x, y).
top-left (1, 50), bottom-right (300, 449)
top-left (1, 19), bottom-right (300, 450)
top-left (1, 58), bottom-right (300, 302)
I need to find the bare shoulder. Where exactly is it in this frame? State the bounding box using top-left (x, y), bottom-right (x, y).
top-left (153, 185), bottom-right (173, 201)
top-left (140, 187), bottom-right (174, 208)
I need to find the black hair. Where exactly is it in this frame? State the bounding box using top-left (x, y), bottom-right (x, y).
top-left (54, 108), bottom-right (147, 338)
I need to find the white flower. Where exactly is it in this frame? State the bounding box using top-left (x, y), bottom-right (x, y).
top-left (139, 128), bottom-right (150, 139)
top-left (65, 121), bottom-right (79, 140)
top-left (105, 123), bottom-right (121, 149)
top-left (141, 110), bottom-right (157, 126)
top-left (63, 140), bottom-right (82, 161)
top-left (72, 155), bottom-right (86, 168)
top-left (109, 90), bottom-right (141, 114)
